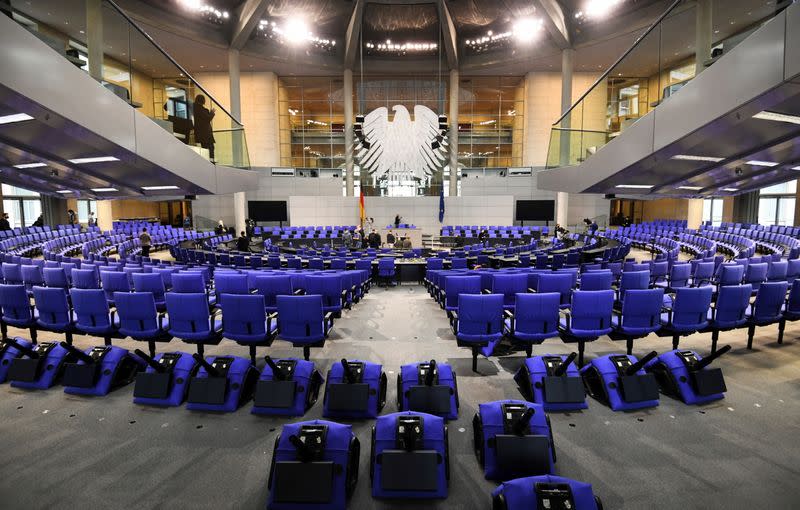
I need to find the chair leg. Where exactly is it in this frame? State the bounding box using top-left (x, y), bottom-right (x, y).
top-left (672, 334), bottom-right (679, 350)
top-left (30, 327), bottom-right (37, 344)
top-left (104, 336), bottom-right (112, 347)
top-left (303, 346), bottom-right (311, 361)
top-left (525, 344), bottom-right (532, 358)
top-left (471, 346), bottom-right (480, 373)
top-left (249, 345), bottom-right (257, 365)
top-left (197, 343), bottom-right (205, 357)
top-left (577, 340), bottom-right (586, 367)
top-left (65, 331), bottom-right (73, 346)
top-left (149, 341), bottom-right (156, 358)
top-left (778, 319), bottom-right (785, 345)
top-left (626, 338), bottom-right (633, 356)
top-left (747, 324), bottom-right (755, 350)
top-left (711, 330), bottom-right (719, 354)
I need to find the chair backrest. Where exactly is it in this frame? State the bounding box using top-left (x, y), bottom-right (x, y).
top-left (222, 294), bottom-right (268, 336)
top-left (745, 263), bottom-right (768, 288)
top-left (172, 273), bottom-right (207, 293)
top-left (132, 273), bottom-right (166, 302)
top-left (490, 274), bottom-right (528, 306)
top-left (255, 275), bottom-right (294, 308)
top-left (692, 261), bottom-right (715, 286)
top-left (43, 267), bottom-right (69, 289)
top-left (537, 273), bottom-right (574, 305)
top-left (115, 292), bottom-right (160, 334)
top-left (21, 265), bottom-right (44, 288)
top-left (457, 294), bottom-right (504, 336)
top-left (753, 281), bottom-right (789, 319)
top-left (305, 275), bottom-right (343, 307)
top-left (70, 288), bottom-right (112, 329)
top-left (514, 292), bottom-right (560, 335)
top-left (668, 263), bottom-right (691, 289)
top-left (71, 268), bottom-right (100, 289)
top-left (620, 288), bottom-right (664, 328)
top-left (0, 284), bottom-right (33, 321)
top-left (443, 275), bottom-right (482, 309)
top-left (32, 286), bottom-right (71, 327)
top-left (670, 286), bottom-right (713, 328)
top-left (214, 273), bottom-right (249, 305)
top-left (100, 271), bottom-right (131, 300)
top-left (330, 258), bottom-right (347, 270)
top-left (767, 260), bottom-right (788, 281)
top-left (650, 260), bottom-right (668, 277)
top-left (580, 271), bottom-right (613, 291)
top-left (718, 264), bottom-right (744, 286)
top-left (714, 284), bottom-right (752, 324)
top-left (2, 263), bottom-right (22, 284)
top-left (165, 292), bottom-right (212, 334)
top-left (451, 257), bottom-right (467, 270)
top-left (619, 270), bottom-right (650, 301)
top-left (276, 294), bottom-right (325, 339)
top-left (355, 259), bottom-right (372, 271)
top-left (786, 280), bottom-right (800, 314)
top-left (569, 290), bottom-right (614, 332)
top-left (378, 258), bottom-right (395, 272)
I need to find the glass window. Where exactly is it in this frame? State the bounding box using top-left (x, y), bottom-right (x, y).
top-left (3, 199), bottom-right (22, 229)
top-left (758, 197), bottom-right (778, 226)
top-left (2, 184), bottom-right (39, 197)
top-left (77, 200), bottom-right (97, 223)
top-left (777, 198), bottom-right (795, 226)
top-left (760, 180), bottom-right (797, 195)
top-left (703, 198), bottom-right (724, 226)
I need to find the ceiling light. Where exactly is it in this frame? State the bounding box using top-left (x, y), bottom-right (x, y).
top-left (69, 156), bottom-right (120, 164)
top-left (284, 18), bottom-right (310, 45)
top-left (512, 18), bottom-right (543, 43)
top-left (753, 110), bottom-right (800, 125)
top-left (746, 160), bottom-right (778, 167)
top-left (678, 186), bottom-right (703, 190)
top-left (13, 162), bottom-right (47, 169)
top-left (671, 154), bottom-right (724, 162)
top-left (142, 185), bottom-right (180, 191)
top-left (0, 113), bottom-right (34, 125)
top-left (91, 187), bottom-right (118, 192)
top-left (615, 184), bottom-right (654, 189)
top-left (722, 188), bottom-right (739, 192)
top-left (582, 0), bottom-right (624, 19)
top-left (792, 166), bottom-right (800, 171)
top-left (56, 190), bottom-right (73, 194)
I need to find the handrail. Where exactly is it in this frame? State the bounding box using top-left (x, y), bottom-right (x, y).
top-left (104, 0), bottom-right (243, 126)
top-left (552, 0), bottom-right (684, 126)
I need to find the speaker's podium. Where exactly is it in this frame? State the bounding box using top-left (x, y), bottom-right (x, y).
top-left (382, 224), bottom-right (422, 248)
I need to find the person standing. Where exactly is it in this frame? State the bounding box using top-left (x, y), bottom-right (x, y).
top-left (368, 229), bottom-right (381, 249)
top-left (394, 214), bottom-right (401, 228)
top-left (0, 213), bottom-right (10, 231)
top-left (32, 215), bottom-right (44, 227)
top-left (342, 228), bottom-right (353, 249)
top-left (236, 231), bottom-right (250, 252)
top-left (386, 230), bottom-right (396, 247)
top-left (87, 211), bottom-right (95, 226)
top-left (139, 227), bottom-right (152, 257)
top-left (193, 94), bottom-right (216, 162)
top-left (67, 209), bottom-right (76, 226)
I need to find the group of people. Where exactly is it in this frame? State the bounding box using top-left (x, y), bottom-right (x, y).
top-left (342, 225), bottom-right (412, 250)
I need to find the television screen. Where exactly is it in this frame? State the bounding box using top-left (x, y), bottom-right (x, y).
top-left (515, 200), bottom-right (555, 221)
top-left (248, 201), bottom-right (288, 222)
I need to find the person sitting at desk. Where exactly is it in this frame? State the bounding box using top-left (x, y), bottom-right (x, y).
top-left (478, 229), bottom-right (488, 242)
top-left (394, 237), bottom-right (404, 249)
top-left (386, 230), bottom-right (396, 246)
top-left (236, 231), bottom-right (250, 252)
top-left (402, 236), bottom-right (412, 249)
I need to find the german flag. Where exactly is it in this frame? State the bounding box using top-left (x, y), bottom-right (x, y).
top-left (359, 191), bottom-right (365, 228)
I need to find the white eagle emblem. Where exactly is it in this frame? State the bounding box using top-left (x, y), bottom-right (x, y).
top-left (356, 105), bottom-right (448, 182)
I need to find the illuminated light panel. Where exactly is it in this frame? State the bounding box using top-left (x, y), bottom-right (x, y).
top-left (142, 185), bottom-right (180, 191)
top-left (56, 190), bottom-right (73, 193)
top-left (512, 18), bottom-right (544, 43)
top-left (792, 166), bottom-right (800, 171)
top-left (13, 162), bottom-right (47, 169)
top-left (69, 156), bottom-right (120, 164)
top-left (678, 186), bottom-right (703, 190)
top-left (722, 188), bottom-right (739, 192)
top-left (752, 111), bottom-right (800, 125)
top-left (671, 154), bottom-right (724, 162)
top-left (745, 160), bottom-right (779, 167)
top-left (0, 113), bottom-right (34, 125)
top-left (576, 0), bottom-right (624, 19)
top-left (91, 187), bottom-right (118, 192)
top-left (615, 184), bottom-right (654, 189)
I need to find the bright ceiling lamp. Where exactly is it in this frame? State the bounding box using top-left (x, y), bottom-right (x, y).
top-left (91, 187), bottom-right (118, 192)
top-left (178, 0), bottom-right (202, 8)
top-left (671, 154), bottom-right (723, 163)
top-left (0, 113), bottom-right (33, 125)
top-left (284, 17), bottom-right (311, 45)
top-left (14, 162), bottom-right (47, 169)
top-left (793, 166), bottom-right (800, 171)
top-left (746, 160), bottom-right (779, 167)
top-left (56, 190), bottom-right (73, 194)
top-left (576, 0), bottom-right (624, 20)
top-left (678, 186), bottom-right (703, 190)
top-left (753, 111), bottom-right (800, 125)
top-left (512, 18), bottom-right (544, 43)
top-left (69, 156), bottom-right (119, 164)
top-left (142, 185), bottom-right (180, 191)
top-left (615, 184), bottom-right (653, 189)
top-left (722, 188), bottom-right (738, 192)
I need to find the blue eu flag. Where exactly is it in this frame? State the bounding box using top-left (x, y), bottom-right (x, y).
top-left (439, 188), bottom-right (445, 223)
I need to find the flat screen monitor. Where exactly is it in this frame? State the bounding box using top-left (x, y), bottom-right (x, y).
top-left (248, 201), bottom-right (287, 222)
top-left (516, 200), bottom-right (555, 222)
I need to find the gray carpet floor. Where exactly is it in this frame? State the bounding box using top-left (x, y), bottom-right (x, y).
top-left (0, 281), bottom-right (799, 509)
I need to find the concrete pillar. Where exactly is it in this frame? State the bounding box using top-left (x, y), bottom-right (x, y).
top-left (695, 0), bottom-right (713, 76)
top-left (96, 199), bottom-right (113, 231)
top-left (448, 69), bottom-right (459, 197)
top-left (227, 50), bottom-right (247, 234)
top-left (686, 199), bottom-right (704, 229)
top-left (344, 69), bottom-right (354, 196)
top-left (234, 192), bottom-right (246, 236)
top-left (557, 48), bottom-right (574, 227)
top-left (86, 0), bottom-right (103, 81)
top-left (228, 49), bottom-right (244, 168)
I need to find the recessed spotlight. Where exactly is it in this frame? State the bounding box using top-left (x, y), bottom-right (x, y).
top-left (0, 113), bottom-right (34, 125)
top-left (69, 156), bottom-right (120, 164)
top-left (90, 187), bottom-right (118, 192)
top-left (746, 160), bottom-right (779, 167)
top-left (13, 162), bottom-right (47, 169)
top-left (671, 154), bottom-right (724, 162)
top-left (512, 18), bottom-right (543, 43)
top-left (56, 190), bottom-right (73, 194)
top-left (753, 111), bottom-right (800, 125)
top-left (142, 185), bottom-right (180, 191)
top-left (615, 184), bottom-right (654, 189)
top-left (678, 186), bottom-right (703, 190)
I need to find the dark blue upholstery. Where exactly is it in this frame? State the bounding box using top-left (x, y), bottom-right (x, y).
top-left (491, 274), bottom-right (528, 310)
top-left (100, 271), bottom-right (131, 305)
top-left (537, 273), bottom-right (573, 308)
top-left (664, 263), bottom-right (690, 291)
top-left (660, 286), bottom-right (713, 349)
top-left (455, 294), bottom-right (504, 364)
top-left (559, 290), bottom-right (614, 365)
top-left (43, 267), bottom-right (69, 289)
top-left (255, 274), bottom-right (294, 313)
top-left (767, 260), bottom-right (788, 282)
top-left (443, 275), bottom-right (481, 312)
top-left (717, 264), bottom-right (744, 286)
top-left (692, 261), bottom-right (715, 287)
top-left (70, 287), bottom-right (120, 345)
top-left (214, 273), bottom-right (249, 309)
top-left (744, 263), bottom-right (768, 293)
top-left (705, 284), bottom-right (751, 352)
top-left (305, 274), bottom-right (344, 315)
top-left (32, 286), bottom-right (75, 342)
top-left (172, 273), bottom-right (216, 306)
top-left (1, 263), bottom-right (22, 285)
top-left (617, 270), bottom-right (649, 302)
top-left (222, 293), bottom-right (277, 361)
top-left (506, 292), bottom-right (560, 355)
top-left (71, 268), bottom-right (100, 289)
top-left (0, 283), bottom-right (37, 340)
top-left (378, 258), bottom-right (396, 285)
top-left (451, 257), bottom-right (467, 269)
top-left (115, 291), bottom-right (171, 355)
top-left (21, 265), bottom-right (44, 293)
top-left (165, 292), bottom-right (222, 352)
top-left (580, 271), bottom-right (612, 291)
top-left (610, 288), bottom-right (664, 353)
top-left (276, 294), bottom-right (332, 358)
top-left (746, 281), bottom-right (788, 349)
top-left (492, 475), bottom-right (600, 510)
top-left (132, 273), bottom-right (167, 310)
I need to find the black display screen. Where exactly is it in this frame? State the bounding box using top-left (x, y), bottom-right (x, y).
top-left (248, 201), bottom-right (288, 222)
top-left (516, 200), bottom-right (555, 221)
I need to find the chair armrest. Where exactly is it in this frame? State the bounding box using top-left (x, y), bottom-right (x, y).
top-left (158, 311), bottom-right (167, 329)
top-left (209, 309), bottom-right (222, 331)
top-left (503, 309), bottom-right (514, 320)
top-left (527, 287), bottom-right (536, 293)
top-left (559, 309), bottom-right (571, 329)
top-left (481, 289), bottom-right (492, 294)
top-left (293, 289), bottom-right (304, 295)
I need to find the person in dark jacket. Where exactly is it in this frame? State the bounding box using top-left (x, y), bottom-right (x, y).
top-left (368, 229), bottom-right (381, 249)
top-left (386, 230), bottom-right (396, 246)
top-left (236, 231), bottom-right (250, 252)
top-left (67, 209), bottom-right (76, 225)
top-left (0, 213), bottom-right (10, 231)
top-left (31, 215), bottom-right (44, 228)
top-left (193, 94), bottom-right (216, 161)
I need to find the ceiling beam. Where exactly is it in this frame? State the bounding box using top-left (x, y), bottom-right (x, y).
top-left (435, 0), bottom-right (458, 69)
top-left (533, 0), bottom-right (571, 50)
top-left (230, 0), bottom-right (271, 51)
top-left (344, 0), bottom-right (366, 70)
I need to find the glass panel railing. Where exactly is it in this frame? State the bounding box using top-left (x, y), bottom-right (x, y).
top-left (9, 0), bottom-right (249, 169)
top-left (545, 0), bottom-right (790, 169)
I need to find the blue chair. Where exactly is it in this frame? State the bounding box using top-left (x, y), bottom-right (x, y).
top-left (786, 259), bottom-right (800, 285)
top-left (355, 259), bottom-right (373, 290)
top-left (0, 283), bottom-right (37, 341)
top-left (309, 258), bottom-right (325, 270)
top-left (649, 260), bottom-right (668, 286)
top-left (214, 273), bottom-right (249, 309)
top-left (71, 268), bottom-right (100, 289)
top-left (454, 294), bottom-right (504, 372)
top-left (505, 292), bottom-right (560, 357)
top-left (330, 258), bottom-right (347, 270)
top-left (378, 258), bottom-right (396, 286)
top-left (691, 261), bottom-right (715, 287)
top-left (70, 288), bottom-right (120, 346)
top-left (132, 273), bottom-right (167, 311)
top-left (43, 267), bottom-right (69, 289)
top-left (276, 294), bottom-right (333, 360)
top-left (746, 281), bottom-right (788, 349)
top-left (100, 271), bottom-right (131, 305)
top-left (115, 291), bottom-right (171, 357)
top-left (767, 260), bottom-right (788, 282)
top-left (580, 271), bottom-right (613, 291)
top-left (778, 280), bottom-right (800, 345)
top-left (287, 257), bottom-right (302, 269)
top-left (221, 294), bottom-right (277, 363)
top-left (559, 290), bottom-right (614, 366)
top-left (32, 286), bottom-right (76, 345)
top-left (617, 270), bottom-right (649, 303)
top-left (172, 273), bottom-right (216, 307)
top-left (744, 263), bottom-right (768, 293)
top-left (659, 286), bottom-right (713, 349)
top-left (442, 275), bottom-right (482, 319)
top-left (165, 292), bottom-right (222, 356)
top-left (610, 288), bottom-right (664, 354)
top-left (491, 273), bottom-right (528, 311)
top-left (662, 263), bottom-right (690, 292)
top-left (254, 275), bottom-right (295, 314)
top-left (451, 257), bottom-right (468, 270)
top-left (716, 264), bottom-right (744, 287)
top-left (305, 274), bottom-right (344, 316)
top-left (21, 265), bottom-right (44, 294)
top-left (537, 273), bottom-right (573, 308)
top-left (1, 263), bottom-right (22, 285)
top-left (704, 284), bottom-right (752, 353)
